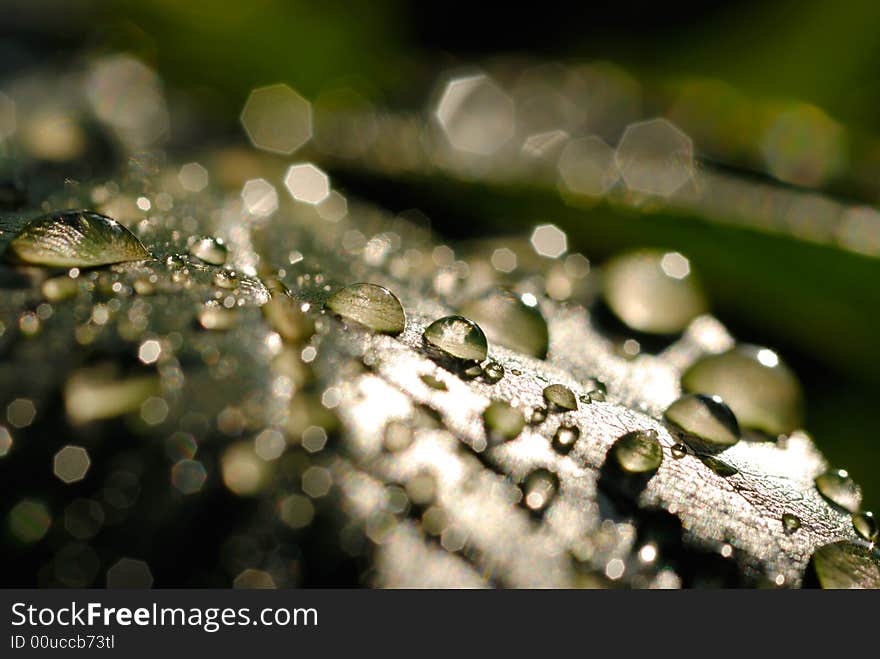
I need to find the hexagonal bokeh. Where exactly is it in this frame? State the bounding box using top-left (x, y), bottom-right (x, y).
top-left (615, 118), bottom-right (694, 197)
top-left (241, 178), bottom-right (279, 216)
top-left (53, 445), bottom-right (91, 484)
top-left (178, 162), bottom-right (209, 192)
top-left (558, 136), bottom-right (619, 197)
top-left (530, 224), bottom-right (568, 258)
top-left (240, 84), bottom-right (312, 155)
top-left (284, 163), bottom-right (330, 205)
top-left (171, 459), bottom-right (207, 495)
top-left (434, 73), bottom-right (514, 155)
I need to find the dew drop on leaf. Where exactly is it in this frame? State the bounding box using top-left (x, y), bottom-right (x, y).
top-left (809, 541), bottom-right (880, 589)
top-left (543, 383), bottom-right (578, 411)
top-left (482, 360), bottom-right (504, 383)
top-left (814, 469), bottom-right (862, 513)
top-left (422, 315), bottom-right (488, 362)
top-left (852, 512), bottom-right (878, 543)
top-left (552, 424), bottom-right (580, 454)
top-left (325, 283), bottom-right (406, 335)
top-left (681, 345), bottom-right (803, 435)
top-left (611, 429), bottom-right (663, 474)
top-left (670, 443), bottom-right (688, 459)
top-left (781, 513), bottom-right (801, 534)
top-left (7, 210), bottom-right (150, 268)
top-left (459, 288), bottom-right (549, 358)
top-left (664, 393), bottom-right (740, 449)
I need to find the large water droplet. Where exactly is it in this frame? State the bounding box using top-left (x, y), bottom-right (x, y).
top-left (7, 210), bottom-right (150, 268)
top-left (601, 249), bottom-right (707, 335)
top-left (543, 384), bottom-right (578, 411)
top-left (852, 512), bottom-right (877, 543)
top-left (325, 283), bottom-right (405, 335)
top-left (483, 400), bottom-right (524, 443)
top-left (522, 469), bottom-right (558, 513)
top-left (681, 345), bottom-right (803, 435)
top-left (809, 541), bottom-right (880, 589)
top-left (459, 288), bottom-right (549, 358)
top-left (610, 429), bottom-right (663, 474)
top-left (782, 513), bottom-right (801, 534)
top-left (815, 469), bottom-right (862, 513)
top-left (552, 424), bottom-right (580, 454)
top-left (188, 236), bottom-right (228, 265)
top-left (423, 315), bottom-right (488, 363)
top-left (664, 393), bottom-right (740, 449)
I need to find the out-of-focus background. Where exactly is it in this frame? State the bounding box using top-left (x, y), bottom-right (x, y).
top-left (2, 0), bottom-right (880, 514)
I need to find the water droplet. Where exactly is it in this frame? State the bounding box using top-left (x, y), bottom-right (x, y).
top-left (483, 360), bottom-right (504, 383)
top-left (698, 455), bottom-right (738, 477)
top-left (325, 283), bottom-right (405, 335)
top-left (420, 374), bottom-right (447, 391)
top-left (528, 406), bottom-right (548, 425)
top-left (852, 512), bottom-right (878, 543)
top-left (197, 304), bottom-right (239, 331)
top-left (670, 443), bottom-right (687, 459)
top-left (601, 249), bottom-right (707, 335)
top-left (7, 210), bottom-right (149, 268)
top-left (664, 393), bottom-right (740, 449)
top-left (815, 469), bottom-right (862, 513)
top-left (522, 469), bottom-right (558, 513)
top-left (681, 345), bottom-right (803, 435)
top-left (809, 541), bottom-right (880, 589)
top-left (423, 315), bottom-right (488, 363)
top-left (552, 424), bottom-right (580, 454)
top-left (459, 288), bottom-right (549, 358)
top-left (543, 384), bottom-right (578, 411)
top-left (188, 236), bottom-right (227, 265)
top-left (483, 401), bottom-right (524, 443)
top-left (782, 513), bottom-right (801, 534)
top-left (611, 429), bottom-right (662, 474)
top-left (41, 276), bottom-right (79, 302)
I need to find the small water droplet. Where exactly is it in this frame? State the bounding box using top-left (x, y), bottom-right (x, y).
top-left (522, 469), bottom-right (558, 513)
top-left (198, 304), bottom-right (239, 331)
top-left (852, 512), bottom-right (878, 543)
top-left (815, 469), bottom-right (861, 513)
top-left (601, 249), bottom-right (707, 335)
top-left (459, 288), bottom-right (549, 358)
top-left (7, 210), bottom-right (150, 268)
top-left (552, 424), bottom-right (580, 454)
top-left (670, 443), bottom-right (687, 459)
top-left (420, 374), bottom-right (447, 391)
top-left (664, 393), bottom-right (740, 449)
top-left (423, 315), bottom-right (488, 363)
top-left (528, 406), bottom-right (548, 425)
top-left (543, 384), bottom-right (578, 411)
top-left (681, 345), bottom-right (803, 435)
top-left (809, 541), bottom-right (880, 589)
top-left (611, 429), bottom-right (662, 474)
top-left (462, 363), bottom-right (483, 379)
top-left (483, 400), bottom-right (524, 443)
top-left (698, 455), bottom-right (738, 477)
top-left (188, 236), bottom-right (228, 265)
top-left (483, 360), bottom-right (504, 383)
top-left (782, 513), bottom-right (801, 534)
top-left (325, 283), bottom-right (405, 335)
